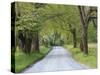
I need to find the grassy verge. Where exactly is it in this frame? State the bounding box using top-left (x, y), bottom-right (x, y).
top-left (64, 43), bottom-right (97, 68)
top-left (15, 46), bottom-right (50, 73)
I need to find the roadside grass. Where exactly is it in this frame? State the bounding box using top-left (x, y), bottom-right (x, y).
top-left (64, 43), bottom-right (97, 68)
top-left (15, 46), bottom-right (49, 73)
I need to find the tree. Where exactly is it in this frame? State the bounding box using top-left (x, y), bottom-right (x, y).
top-left (68, 24), bottom-right (77, 48)
top-left (78, 6), bottom-right (97, 54)
top-left (15, 2), bottom-right (46, 53)
top-left (78, 6), bottom-right (89, 54)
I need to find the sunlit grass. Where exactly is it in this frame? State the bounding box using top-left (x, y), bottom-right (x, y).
top-left (64, 43), bottom-right (97, 68)
top-left (15, 46), bottom-right (49, 73)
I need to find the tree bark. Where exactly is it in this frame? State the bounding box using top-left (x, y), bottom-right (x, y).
top-left (72, 29), bottom-right (77, 48)
top-left (80, 39), bottom-right (84, 52)
top-left (69, 24), bottom-right (77, 48)
top-left (35, 31), bottom-right (39, 52)
top-left (82, 26), bottom-right (88, 54)
top-left (31, 31), bottom-right (39, 53)
top-left (78, 6), bottom-right (88, 55)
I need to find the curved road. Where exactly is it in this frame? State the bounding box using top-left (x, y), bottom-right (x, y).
top-left (22, 46), bottom-right (88, 73)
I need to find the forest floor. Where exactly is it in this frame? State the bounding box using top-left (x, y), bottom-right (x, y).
top-left (15, 46), bottom-right (50, 73)
top-left (22, 46), bottom-right (87, 73)
top-left (65, 43), bottom-right (97, 68)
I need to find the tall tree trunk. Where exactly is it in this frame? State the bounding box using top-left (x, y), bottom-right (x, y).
top-left (25, 37), bottom-right (32, 54)
top-left (35, 31), bottom-right (39, 52)
top-left (80, 39), bottom-right (84, 52)
top-left (82, 26), bottom-right (88, 54)
top-left (69, 24), bottom-right (77, 48)
top-left (72, 29), bottom-right (77, 48)
top-left (78, 6), bottom-right (88, 55)
top-left (31, 32), bottom-right (39, 53)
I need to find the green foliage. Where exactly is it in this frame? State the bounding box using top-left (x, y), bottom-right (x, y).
top-left (88, 21), bottom-right (97, 43)
top-left (15, 46), bottom-right (49, 73)
top-left (15, 2), bottom-right (97, 47)
top-left (65, 43), bottom-right (97, 68)
top-left (13, 2), bottom-right (97, 71)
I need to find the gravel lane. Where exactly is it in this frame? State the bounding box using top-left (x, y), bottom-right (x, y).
top-left (22, 46), bottom-right (87, 73)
